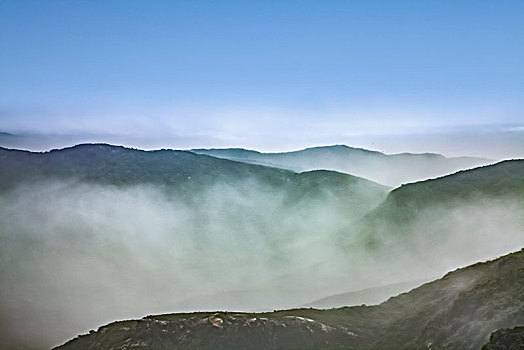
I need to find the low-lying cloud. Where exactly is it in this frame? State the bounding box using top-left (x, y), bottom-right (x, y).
top-left (0, 179), bottom-right (522, 349)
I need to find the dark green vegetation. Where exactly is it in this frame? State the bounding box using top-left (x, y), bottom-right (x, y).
top-left (0, 144), bottom-right (388, 217)
top-left (359, 159), bottom-right (524, 238)
top-left (0, 144), bottom-right (292, 192)
top-left (192, 145), bottom-right (491, 187)
top-left (339, 159), bottom-right (524, 282)
top-left (483, 327), bottom-right (524, 350)
top-left (55, 248), bottom-right (524, 350)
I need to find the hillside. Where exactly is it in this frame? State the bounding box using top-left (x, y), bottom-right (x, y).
top-left (0, 144), bottom-right (292, 192)
top-left (0, 144), bottom-right (389, 223)
top-left (0, 144), bottom-right (387, 205)
top-left (1, 145), bottom-right (521, 349)
top-left (55, 248), bottom-right (524, 349)
top-left (191, 145), bottom-right (491, 187)
top-left (0, 144), bottom-right (390, 349)
top-left (339, 159), bottom-right (524, 279)
top-left (302, 279), bottom-right (428, 309)
top-left (357, 159), bottom-right (524, 232)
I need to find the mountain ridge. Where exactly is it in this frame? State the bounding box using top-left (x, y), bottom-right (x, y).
top-left (191, 145), bottom-right (492, 187)
top-left (1, 144), bottom-right (522, 349)
top-left (54, 248), bottom-right (524, 349)
top-left (192, 144), bottom-right (454, 157)
top-left (0, 143), bottom-right (385, 190)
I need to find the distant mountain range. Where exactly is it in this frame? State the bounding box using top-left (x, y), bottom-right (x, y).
top-left (55, 248), bottom-right (524, 349)
top-left (0, 144), bottom-right (392, 221)
top-left (191, 145), bottom-right (492, 187)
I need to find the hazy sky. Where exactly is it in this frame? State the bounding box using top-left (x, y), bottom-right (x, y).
top-left (1, 0), bottom-right (523, 158)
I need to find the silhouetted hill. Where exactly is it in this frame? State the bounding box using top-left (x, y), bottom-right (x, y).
top-left (0, 144), bottom-right (388, 213)
top-left (55, 248), bottom-right (524, 349)
top-left (0, 144), bottom-right (290, 191)
top-left (355, 160), bottom-right (524, 251)
top-left (385, 159), bottom-right (524, 205)
top-left (191, 145), bottom-right (492, 187)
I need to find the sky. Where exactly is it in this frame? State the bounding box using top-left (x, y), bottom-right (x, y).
top-left (0, 0), bottom-right (523, 159)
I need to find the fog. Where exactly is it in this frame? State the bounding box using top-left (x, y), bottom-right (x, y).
top-left (0, 179), bottom-right (364, 349)
top-left (0, 179), bottom-right (522, 349)
top-left (348, 195), bottom-right (524, 281)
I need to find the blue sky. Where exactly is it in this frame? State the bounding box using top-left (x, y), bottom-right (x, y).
top-left (0, 0), bottom-right (523, 158)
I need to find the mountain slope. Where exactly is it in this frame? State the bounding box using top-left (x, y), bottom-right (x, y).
top-left (55, 248), bottom-right (524, 349)
top-left (302, 279), bottom-right (429, 309)
top-left (0, 143), bottom-right (388, 204)
top-left (357, 159), bottom-right (524, 234)
top-left (0, 144), bottom-right (389, 222)
top-left (338, 159), bottom-right (524, 280)
top-left (191, 145), bottom-right (492, 187)
top-left (0, 144), bottom-right (390, 350)
top-left (1, 145), bottom-right (520, 349)
top-left (0, 144), bottom-right (291, 192)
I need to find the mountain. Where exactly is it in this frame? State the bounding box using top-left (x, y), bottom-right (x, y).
top-left (339, 159), bottom-right (524, 279)
top-left (55, 248), bottom-right (524, 349)
top-left (0, 144), bottom-right (390, 350)
top-left (1, 144), bottom-right (521, 349)
top-left (357, 159), bottom-right (524, 234)
top-left (302, 278), bottom-right (429, 309)
top-left (0, 131), bottom-right (16, 138)
top-left (0, 143), bottom-right (386, 196)
top-left (191, 145), bottom-right (492, 187)
top-left (0, 144), bottom-right (290, 192)
top-left (0, 144), bottom-right (389, 220)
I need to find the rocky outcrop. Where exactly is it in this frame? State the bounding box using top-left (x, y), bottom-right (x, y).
top-left (55, 248), bottom-right (524, 350)
top-left (55, 313), bottom-right (357, 350)
top-left (482, 326), bottom-right (524, 350)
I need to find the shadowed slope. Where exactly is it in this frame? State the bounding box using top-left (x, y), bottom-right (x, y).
top-left (342, 159), bottom-right (524, 277)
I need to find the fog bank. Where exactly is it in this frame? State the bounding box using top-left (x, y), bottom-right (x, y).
top-left (0, 179), bottom-right (522, 349)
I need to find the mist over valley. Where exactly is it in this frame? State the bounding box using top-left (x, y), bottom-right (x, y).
top-left (0, 144), bottom-right (522, 349)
